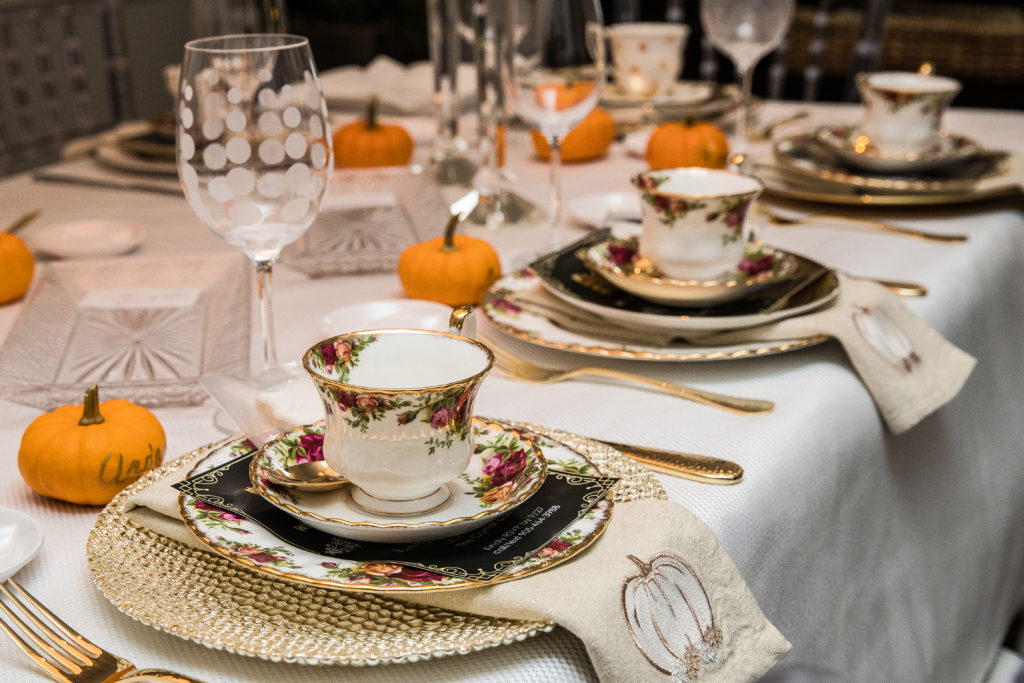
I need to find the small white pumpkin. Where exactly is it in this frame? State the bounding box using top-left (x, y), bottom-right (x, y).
top-left (621, 553), bottom-right (722, 680)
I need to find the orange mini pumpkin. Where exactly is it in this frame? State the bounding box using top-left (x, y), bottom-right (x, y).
top-left (0, 232), bottom-right (34, 305)
top-left (398, 212), bottom-right (501, 307)
top-left (18, 385), bottom-right (165, 505)
top-left (531, 108), bottom-right (616, 162)
top-left (645, 121), bottom-right (730, 170)
top-left (333, 96), bottom-right (414, 168)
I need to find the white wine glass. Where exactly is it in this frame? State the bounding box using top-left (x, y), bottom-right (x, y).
top-left (177, 34), bottom-right (332, 372)
top-left (505, 0), bottom-right (606, 251)
top-left (700, 0), bottom-right (795, 149)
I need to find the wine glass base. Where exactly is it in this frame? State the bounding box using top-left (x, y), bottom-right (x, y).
top-left (467, 188), bottom-right (545, 229)
top-left (430, 155), bottom-right (478, 186)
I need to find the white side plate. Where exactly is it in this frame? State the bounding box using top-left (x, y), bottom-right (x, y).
top-left (0, 508), bottom-right (43, 580)
top-left (30, 219), bottom-right (144, 259)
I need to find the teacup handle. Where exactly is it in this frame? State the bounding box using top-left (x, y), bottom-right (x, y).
top-left (449, 305), bottom-right (477, 338)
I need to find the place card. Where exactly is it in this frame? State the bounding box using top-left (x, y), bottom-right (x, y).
top-left (173, 452), bottom-right (617, 582)
top-left (60, 287), bottom-right (206, 383)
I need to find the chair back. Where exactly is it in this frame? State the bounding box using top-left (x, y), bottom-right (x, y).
top-left (768, 0), bottom-right (893, 101)
top-left (0, 0), bottom-right (134, 176)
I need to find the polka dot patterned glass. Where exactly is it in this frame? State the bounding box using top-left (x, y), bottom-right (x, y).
top-left (177, 34), bottom-right (332, 369)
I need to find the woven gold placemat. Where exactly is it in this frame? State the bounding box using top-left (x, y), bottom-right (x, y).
top-left (87, 420), bottom-right (666, 665)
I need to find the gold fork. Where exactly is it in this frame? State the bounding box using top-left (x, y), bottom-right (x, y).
top-left (0, 579), bottom-right (205, 683)
top-left (760, 207), bottom-right (968, 243)
top-left (483, 338), bottom-right (773, 415)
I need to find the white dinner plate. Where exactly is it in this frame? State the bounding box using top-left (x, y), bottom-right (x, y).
top-left (481, 269), bottom-right (829, 361)
top-left (528, 231), bottom-right (841, 335)
top-left (320, 299), bottom-right (452, 338)
top-left (0, 508), bottom-right (44, 580)
top-left (540, 268), bottom-right (838, 334)
top-left (30, 219), bottom-right (144, 259)
top-left (95, 142), bottom-right (177, 175)
top-left (567, 191), bottom-right (642, 231)
top-left (601, 80), bottom-right (714, 107)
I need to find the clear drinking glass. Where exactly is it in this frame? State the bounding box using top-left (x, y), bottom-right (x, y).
top-left (700, 0), bottom-right (795, 149)
top-left (504, 0), bottom-right (606, 251)
top-left (177, 34), bottom-right (332, 371)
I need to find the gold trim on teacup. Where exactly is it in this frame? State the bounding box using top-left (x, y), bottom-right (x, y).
top-left (249, 419), bottom-right (549, 531)
top-left (302, 328), bottom-right (495, 395)
top-left (631, 168), bottom-right (762, 201)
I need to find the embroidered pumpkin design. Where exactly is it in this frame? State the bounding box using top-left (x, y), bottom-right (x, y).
top-left (621, 553), bottom-right (723, 681)
top-left (851, 305), bottom-right (921, 373)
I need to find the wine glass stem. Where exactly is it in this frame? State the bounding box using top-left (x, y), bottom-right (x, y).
top-left (547, 136), bottom-right (563, 252)
top-left (253, 258), bottom-right (278, 371)
top-left (736, 64), bottom-right (753, 150)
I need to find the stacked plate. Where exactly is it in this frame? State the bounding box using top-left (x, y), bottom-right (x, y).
top-left (599, 80), bottom-right (739, 130)
top-left (481, 226), bottom-right (839, 362)
top-left (756, 127), bottom-right (1021, 206)
top-left (94, 114), bottom-right (177, 176)
top-left (177, 423), bottom-right (615, 593)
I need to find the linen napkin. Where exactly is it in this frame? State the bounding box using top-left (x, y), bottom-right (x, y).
top-left (125, 443), bottom-right (791, 682)
top-left (700, 275), bottom-right (976, 433)
top-left (318, 56), bottom-right (477, 116)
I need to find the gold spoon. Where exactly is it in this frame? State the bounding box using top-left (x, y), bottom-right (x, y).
top-left (263, 460), bottom-right (347, 492)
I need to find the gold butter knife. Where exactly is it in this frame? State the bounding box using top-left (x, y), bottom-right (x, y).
top-left (597, 439), bottom-right (744, 484)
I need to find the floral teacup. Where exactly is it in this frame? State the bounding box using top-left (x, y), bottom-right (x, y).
top-left (855, 71), bottom-right (961, 156)
top-left (630, 168), bottom-right (762, 282)
top-left (607, 22), bottom-right (689, 97)
top-left (302, 329), bottom-right (494, 516)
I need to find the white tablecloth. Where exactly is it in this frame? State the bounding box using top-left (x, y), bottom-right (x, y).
top-left (1, 101), bottom-right (1023, 683)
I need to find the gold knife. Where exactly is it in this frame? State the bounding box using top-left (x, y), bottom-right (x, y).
top-left (597, 439), bottom-right (744, 484)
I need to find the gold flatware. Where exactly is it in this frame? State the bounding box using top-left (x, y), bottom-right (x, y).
top-left (863, 277), bottom-right (927, 298)
top-left (749, 111), bottom-right (810, 142)
top-left (761, 267), bottom-right (829, 314)
top-left (483, 337), bottom-right (773, 415)
top-left (0, 579), bottom-right (207, 683)
top-left (596, 439), bottom-right (743, 484)
top-left (760, 207), bottom-right (969, 243)
top-left (5, 209), bottom-right (41, 235)
top-left (272, 461), bottom-right (347, 491)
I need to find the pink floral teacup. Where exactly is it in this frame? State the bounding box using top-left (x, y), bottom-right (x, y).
top-left (302, 329), bottom-right (493, 516)
top-left (630, 168), bottom-right (762, 281)
top-left (855, 71), bottom-right (961, 156)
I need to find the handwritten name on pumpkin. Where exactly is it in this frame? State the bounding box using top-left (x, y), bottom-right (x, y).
top-left (98, 444), bottom-right (162, 486)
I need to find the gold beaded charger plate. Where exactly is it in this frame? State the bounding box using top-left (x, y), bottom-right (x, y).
top-left (88, 421), bottom-right (663, 665)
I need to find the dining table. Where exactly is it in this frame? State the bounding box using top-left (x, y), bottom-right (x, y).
top-left (1, 92), bottom-right (1023, 683)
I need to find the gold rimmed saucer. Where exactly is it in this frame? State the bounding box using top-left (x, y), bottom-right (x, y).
top-left (250, 420), bottom-right (548, 543)
top-left (584, 237), bottom-right (799, 307)
top-left (815, 124), bottom-right (984, 174)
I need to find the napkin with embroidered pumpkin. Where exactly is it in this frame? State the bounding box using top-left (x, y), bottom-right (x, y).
top-left (124, 422), bottom-right (790, 682)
